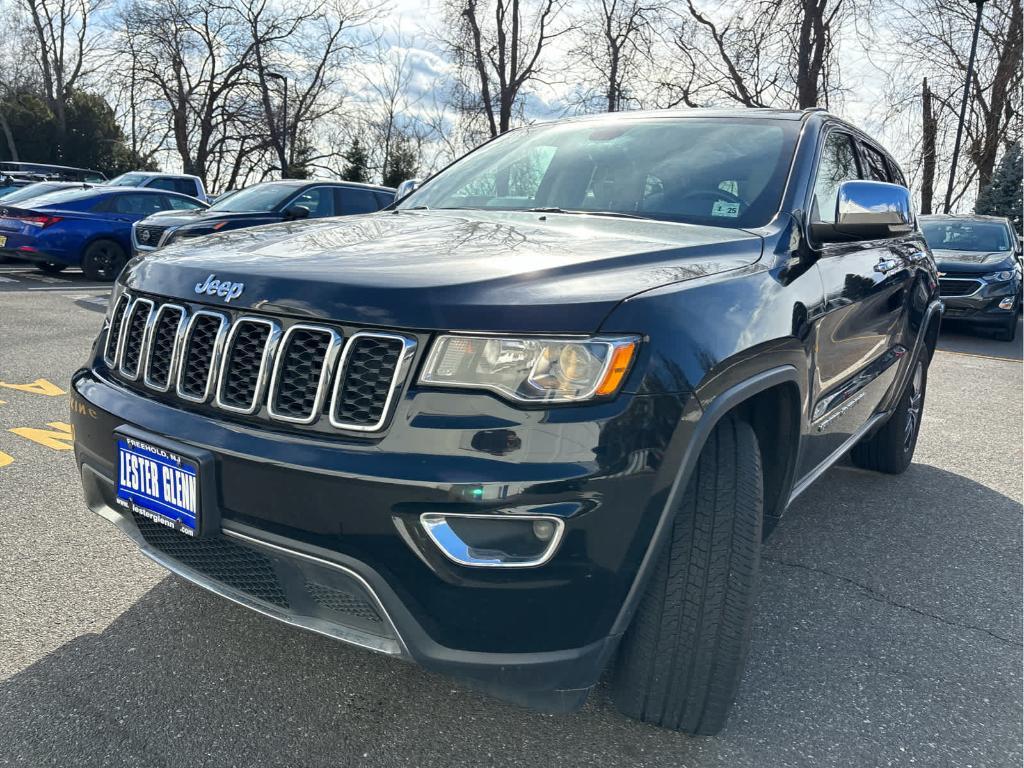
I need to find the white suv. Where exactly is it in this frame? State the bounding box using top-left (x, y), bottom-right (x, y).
top-left (106, 172), bottom-right (208, 203)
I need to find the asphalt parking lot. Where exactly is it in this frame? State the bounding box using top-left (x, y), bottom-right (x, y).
top-left (0, 264), bottom-right (1021, 768)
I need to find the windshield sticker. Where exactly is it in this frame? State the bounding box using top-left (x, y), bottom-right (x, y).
top-left (712, 200), bottom-right (740, 218)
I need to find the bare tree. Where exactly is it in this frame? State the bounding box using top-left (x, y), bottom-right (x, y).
top-left (921, 77), bottom-right (937, 213)
top-left (16, 0), bottom-right (102, 157)
top-left (444, 0), bottom-right (570, 136)
top-left (666, 0), bottom-right (846, 110)
top-left (568, 0), bottom-right (662, 112)
top-left (880, 0), bottom-right (1022, 210)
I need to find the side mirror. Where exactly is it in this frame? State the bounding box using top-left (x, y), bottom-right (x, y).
top-left (811, 180), bottom-right (914, 243)
top-left (283, 205), bottom-right (310, 221)
top-left (395, 178), bottom-right (420, 200)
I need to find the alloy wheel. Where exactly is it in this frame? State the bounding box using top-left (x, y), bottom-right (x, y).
top-left (904, 361), bottom-right (923, 453)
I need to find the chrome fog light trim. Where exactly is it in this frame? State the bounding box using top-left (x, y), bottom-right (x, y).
top-left (420, 512), bottom-right (566, 568)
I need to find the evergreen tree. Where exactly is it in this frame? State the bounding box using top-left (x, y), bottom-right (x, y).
top-left (382, 134), bottom-right (418, 189)
top-left (341, 139), bottom-right (370, 183)
top-left (976, 142), bottom-right (1022, 234)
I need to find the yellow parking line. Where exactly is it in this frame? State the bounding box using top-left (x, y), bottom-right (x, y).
top-left (0, 378), bottom-right (66, 396)
top-left (9, 422), bottom-right (75, 451)
top-left (0, 451), bottom-right (12, 468)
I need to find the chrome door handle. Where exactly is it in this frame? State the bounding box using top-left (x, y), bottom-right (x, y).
top-left (874, 259), bottom-right (899, 273)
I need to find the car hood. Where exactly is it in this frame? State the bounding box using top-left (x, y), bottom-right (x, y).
top-left (932, 249), bottom-right (1015, 273)
top-left (140, 210), bottom-right (271, 227)
top-left (123, 210), bottom-right (763, 333)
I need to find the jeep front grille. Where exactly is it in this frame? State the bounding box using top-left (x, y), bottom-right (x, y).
top-left (105, 292), bottom-right (416, 434)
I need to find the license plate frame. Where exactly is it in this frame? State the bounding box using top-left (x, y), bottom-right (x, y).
top-left (114, 427), bottom-right (220, 537)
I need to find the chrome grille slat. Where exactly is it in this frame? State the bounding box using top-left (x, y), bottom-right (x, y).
top-left (267, 325), bottom-right (342, 424)
top-left (175, 311), bottom-right (229, 403)
top-left (111, 292), bottom-right (412, 433)
top-left (330, 332), bottom-right (416, 432)
top-left (144, 304), bottom-right (187, 392)
top-left (103, 293), bottom-right (132, 367)
top-left (215, 318), bottom-right (280, 414)
top-left (118, 298), bottom-right (155, 380)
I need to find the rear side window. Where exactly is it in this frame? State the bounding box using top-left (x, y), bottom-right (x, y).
top-left (148, 177), bottom-right (199, 197)
top-left (165, 195), bottom-right (205, 210)
top-left (111, 192), bottom-right (172, 215)
top-left (290, 187), bottom-right (336, 218)
top-left (337, 188), bottom-right (381, 215)
top-left (860, 143), bottom-right (892, 182)
top-left (811, 132), bottom-right (862, 224)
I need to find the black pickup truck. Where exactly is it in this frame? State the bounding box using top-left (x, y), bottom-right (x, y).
top-left (71, 109), bottom-right (942, 735)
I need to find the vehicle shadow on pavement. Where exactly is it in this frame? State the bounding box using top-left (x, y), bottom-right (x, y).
top-left (1, 464), bottom-right (1021, 768)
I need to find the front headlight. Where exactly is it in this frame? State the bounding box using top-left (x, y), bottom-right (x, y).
top-left (419, 335), bottom-right (639, 403)
top-left (983, 270), bottom-right (1015, 282)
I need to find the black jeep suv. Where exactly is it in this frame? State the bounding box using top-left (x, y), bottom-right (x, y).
top-left (71, 109), bottom-right (942, 735)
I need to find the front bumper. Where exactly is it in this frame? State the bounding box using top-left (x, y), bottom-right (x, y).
top-left (940, 278), bottom-right (1020, 325)
top-left (72, 365), bottom-right (695, 710)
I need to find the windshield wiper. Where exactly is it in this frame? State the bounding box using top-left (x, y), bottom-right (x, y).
top-left (524, 207), bottom-right (651, 220)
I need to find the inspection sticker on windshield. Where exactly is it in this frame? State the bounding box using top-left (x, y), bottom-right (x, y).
top-left (711, 201), bottom-right (740, 218)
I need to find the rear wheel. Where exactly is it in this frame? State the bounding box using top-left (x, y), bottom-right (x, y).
top-left (610, 415), bottom-right (763, 735)
top-left (36, 262), bottom-right (66, 274)
top-left (851, 357), bottom-right (927, 474)
top-left (81, 240), bottom-right (127, 281)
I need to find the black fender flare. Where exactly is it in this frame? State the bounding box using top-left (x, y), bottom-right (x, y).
top-left (609, 364), bottom-right (801, 638)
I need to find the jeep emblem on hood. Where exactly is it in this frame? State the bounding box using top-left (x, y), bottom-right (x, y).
top-left (195, 274), bottom-right (245, 302)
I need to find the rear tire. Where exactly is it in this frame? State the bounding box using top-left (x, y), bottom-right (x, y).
top-left (81, 239), bottom-right (127, 281)
top-left (36, 262), bottom-right (66, 274)
top-left (610, 415), bottom-right (763, 735)
top-left (850, 357), bottom-right (927, 474)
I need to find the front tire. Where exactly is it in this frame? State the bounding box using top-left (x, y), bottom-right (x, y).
top-left (850, 357), bottom-right (927, 474)
top-left (610, 415), bottom-right (763, 735)
top-left (995, 310), bottom-right (1018, 342)
top-left (81, 239), bottom-right (127, 281)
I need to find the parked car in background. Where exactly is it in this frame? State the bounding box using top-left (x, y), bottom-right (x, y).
top-left (105, 172), bottom-right (209, 203)
top-left (920, 214), bottom-right (1022, 341)
top-left (0, 161), bottom-right (107, 182)
top-left (132, 179), bottom-right (395, 254)
top-left (0, 186), bottom-right (207, 280)
top-left (0, 181), bottom-right (94, 204)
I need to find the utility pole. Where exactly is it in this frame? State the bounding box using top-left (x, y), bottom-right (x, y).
top-left (266, 71), bottom-right (288, 179)
top-left (943, 0), bottom-right (986, 213)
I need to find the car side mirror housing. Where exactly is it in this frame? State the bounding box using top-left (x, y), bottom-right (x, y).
top-left (283, 205), bottom-right (310, 221)
top-left (811, 180), bottom-right (914, 244)
top-left (395, 179), bottom-right (420, 200)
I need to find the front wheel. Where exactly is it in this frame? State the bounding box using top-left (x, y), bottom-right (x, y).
top-left (81, 239), bottom-right (127, 281)
top-left (610, 415), bottom-right (763, 735)
top-left (850, 357), bottom-right (927, 474)
top-left (995, 310), bottom-right (1018, 342)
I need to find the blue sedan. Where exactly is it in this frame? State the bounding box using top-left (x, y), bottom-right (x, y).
top-left (0, 187), bottom-right (207, 280)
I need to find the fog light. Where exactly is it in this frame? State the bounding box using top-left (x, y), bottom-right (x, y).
top-left (999, 297), bottom-right (1016, 310)
top-left (532, 519), bottom-right (556, 541)
top-left (420, 513), bottom-right (565, 568)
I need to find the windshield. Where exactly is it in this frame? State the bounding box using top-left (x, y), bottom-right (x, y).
top-left (921, 220), bottom-right (1012, 253)
top-left (399, 117), bottom-right (799, 228)
top-left (107, 173), bottom-right (150, 187)
top-left (208, 183), bottom-right (296, 212)
top-left (0, 183), bottom-right (70, 203)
